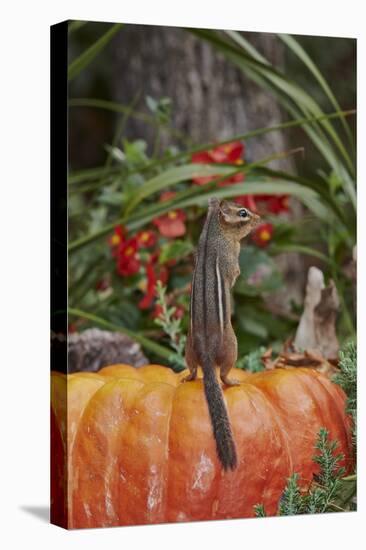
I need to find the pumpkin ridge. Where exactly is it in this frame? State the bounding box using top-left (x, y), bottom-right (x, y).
top-left (66, 375), bottom-right (106, 524)
top-left (306, 373), bottom-right (353, 470)
top-left (159, 380), bottom-right (175, 522)
top-left (248, 369), bottom-right (327, 487)
top-left (242, 383), bottom-right (293, 515)
top-left (71, 377), bottom-right (145, 527)
top-left (247, 382), bottom-right (294, 475)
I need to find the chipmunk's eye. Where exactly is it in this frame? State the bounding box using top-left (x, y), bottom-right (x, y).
top-left (238, 208), bottom-right (249, 219)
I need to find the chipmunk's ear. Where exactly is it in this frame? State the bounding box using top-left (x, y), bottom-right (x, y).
top-left (219, 200), bottom-right (239, 225)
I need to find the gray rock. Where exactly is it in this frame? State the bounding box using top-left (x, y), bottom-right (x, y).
top-left (67, 328), bottom-right (149, 373)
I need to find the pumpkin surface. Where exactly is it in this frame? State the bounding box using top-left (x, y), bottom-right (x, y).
top-left (51, 364), bottom-right (353, 529)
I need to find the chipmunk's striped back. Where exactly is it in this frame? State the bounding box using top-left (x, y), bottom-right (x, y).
top-left (190, 206), bottom-right (229, 352)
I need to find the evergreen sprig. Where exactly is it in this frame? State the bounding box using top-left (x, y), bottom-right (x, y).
top-left (236, 346), bottom-right (266, 372)
top-left (313, 427), bottom-right (345, 488)
top-left (278, 473), bottom-right (304, 515)
top-left (254, 428), bottom-right (347, 517)
top-left (154, 281), bottom-right (186, 370)
top-left (253, 504), bottom-right (266, 517)
top-left (333, 341), bottom-right (357, 447)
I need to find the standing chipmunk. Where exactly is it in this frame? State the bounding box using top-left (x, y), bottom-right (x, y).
top-left (184, 198), bottom-right (261, 470)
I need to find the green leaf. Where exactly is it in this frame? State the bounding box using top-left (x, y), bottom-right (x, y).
top-left (68, 23), bottom-right (123, 81)
top-left (146, 95), bottom-right (172, 123)
top-left (122, 139), bottom-right (149, 165)
top-left (159, 240), bottom-right (194, 264)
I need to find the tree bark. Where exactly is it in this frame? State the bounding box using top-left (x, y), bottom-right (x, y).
top-left (111, 26), bottom-right (293, 170)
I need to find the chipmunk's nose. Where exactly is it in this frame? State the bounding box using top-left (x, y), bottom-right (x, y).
top-left (252, 212), bottom-right (261, 226)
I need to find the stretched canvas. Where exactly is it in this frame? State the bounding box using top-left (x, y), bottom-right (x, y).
top-left (51, 20), bottom-right (357, 529)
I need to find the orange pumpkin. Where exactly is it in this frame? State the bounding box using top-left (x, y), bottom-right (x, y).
top-left (51, 364), bottom-right (353, 529)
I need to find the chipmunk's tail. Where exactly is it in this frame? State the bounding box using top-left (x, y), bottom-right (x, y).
top-left (202, 358), bottom-right (237, 471)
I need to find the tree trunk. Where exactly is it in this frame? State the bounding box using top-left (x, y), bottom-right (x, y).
top-left (111, 26), bottom-right (293, 170)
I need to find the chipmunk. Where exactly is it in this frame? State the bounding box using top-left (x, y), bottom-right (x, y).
top-left (184, 198), bottom-right (261, 470)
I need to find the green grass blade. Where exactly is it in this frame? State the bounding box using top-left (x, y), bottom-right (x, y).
top-left (278, 33), bottom-right (355, 149)
top-left (270, 244), bottom-right (334, 266)
top-left (69, 165), bottom-right (122, 185)
top-left (69, 97), bottom-right (156, 124)
top-left (68, 23), bottom-right (123, 81)
top-left (68, 21), bottom-right (88, 34)
top-left (123, 163), bottom-right (236, 214)
top-left (68, 308), bottom-right (173, 361)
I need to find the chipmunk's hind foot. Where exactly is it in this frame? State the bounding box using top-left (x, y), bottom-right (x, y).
top-left (182, 370), bottom-right (197, 383)
top-left (221, 374), bottom-right (240, 387)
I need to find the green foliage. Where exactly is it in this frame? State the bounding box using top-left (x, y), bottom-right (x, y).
top-left (313, 428), bottom-right (345, 487)
top-left (253, 504), bottom-right (266, 518)
top-left (254, 428), bottom-right (354, 517)
top-left (154, 282), bottom-right (187, 371)
top-left (334, 341), bottom-right (357, 452)
top-left (158, 240), bottom-right (194, 264)
top-left (236, 346), bottom-right (266, 372)
top-left (146, 96), bottom-right (172, 124)
top-left (279, 473), bottom-right (304, 515)
top-left (236, 246), bottom-right (283, 296)
top-left (334, 342), bottom-right (357, 420)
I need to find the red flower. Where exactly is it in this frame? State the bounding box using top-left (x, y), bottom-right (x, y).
top-left (152, 192), bottom-right (187, 238)
top-left (252, 223), bottom-right (274, 248)
top-left (139, 260), bottom-right (169, 310)
top-left (191, 141), bottom-right (245, 185)
top-left (116, 237), bottom-right (141, 276)
top-left (136, 230), bottom-right (157, 248)
top-left (108, 225), bottom-right (126, 252)
top-left (265, 195), bottom-right (290, 214)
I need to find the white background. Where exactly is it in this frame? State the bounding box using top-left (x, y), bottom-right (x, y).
top-left (0, 0), bottom-right (364, 548)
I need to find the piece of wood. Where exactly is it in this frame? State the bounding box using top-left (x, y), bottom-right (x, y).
top-left (294, 266), bottom-right (340, 359)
